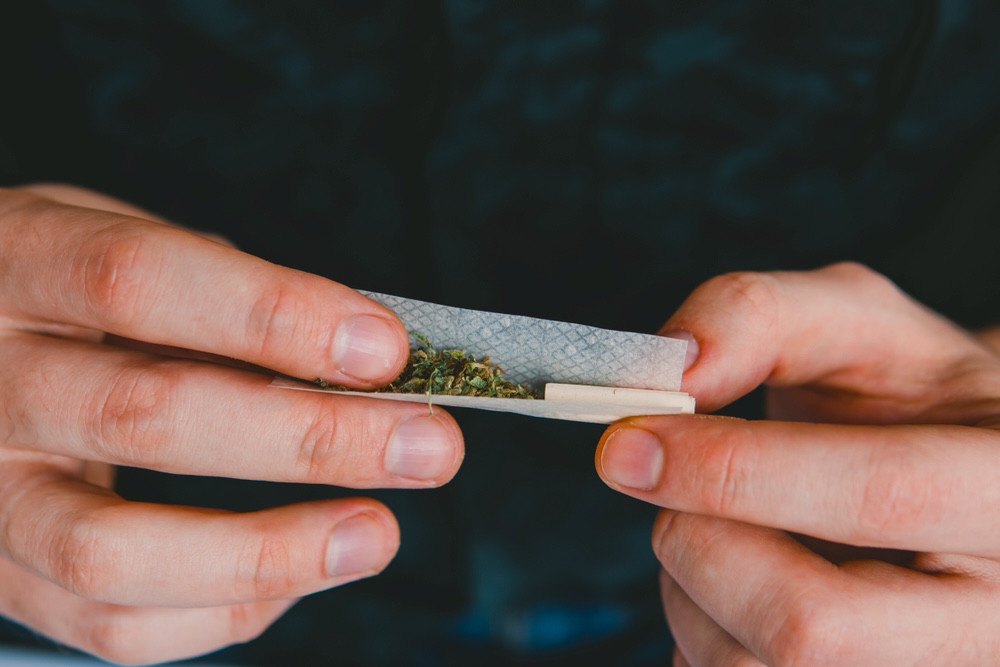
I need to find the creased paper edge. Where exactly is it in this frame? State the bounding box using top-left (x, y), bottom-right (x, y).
top-left (269, 377), bottom-right (695, 424)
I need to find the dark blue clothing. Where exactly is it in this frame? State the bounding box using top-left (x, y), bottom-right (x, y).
top-left (2, 2), bottom-right (1000, 665)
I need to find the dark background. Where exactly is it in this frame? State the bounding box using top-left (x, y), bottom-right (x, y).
top-left (1, 1), bottom-right (1000, 665)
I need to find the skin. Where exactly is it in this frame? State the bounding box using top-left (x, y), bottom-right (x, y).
top-left (0, 184), bottom-right (465, 665)
top-left (595, 263), bottom-right (1000, 666)
top-left (8, 189), bottom-right (987, 666)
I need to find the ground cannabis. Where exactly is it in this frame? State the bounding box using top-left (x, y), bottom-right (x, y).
top-left (315, 331), bottom-right (540, 399)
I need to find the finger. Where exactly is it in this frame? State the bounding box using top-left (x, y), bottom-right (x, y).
top-left (18, 183), bottom-right (172, 223)
top-left (0, 554), bottom-right (294, 666)
top-left (0, 189), bottom-right (408, 386)
top-left (658, 262), bottom-right (990, 414)
top-left (1, 333), bottom-right (464, 487)
top-left (654, 510), bottom-right (841, 665)
top-left (0, 466), bottom-right (401, 607)
top-left (20, 183), bottom-right (237, 247)
top-left (654, 510), bottom-right (1000, 667)
top-left (102, 332), bottom-right (267, 371)
top-left (661, 570), bottom-right (762, 667)
top-left (597, 415), bottom-right (1000, 556)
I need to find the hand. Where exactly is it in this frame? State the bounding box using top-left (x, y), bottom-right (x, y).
top-left (0, 184), bottom-right (464, 665)
top-left (594, 263), bottom-right (1000, 666)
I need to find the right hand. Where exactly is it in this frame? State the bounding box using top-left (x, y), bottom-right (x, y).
top-left (0, 184), bottom-right (465, 665)
top-left (595, 264), bottom-right (1000, 666)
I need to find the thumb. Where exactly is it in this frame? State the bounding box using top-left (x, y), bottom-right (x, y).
top-left (659, 262), bottom-right (979, 412)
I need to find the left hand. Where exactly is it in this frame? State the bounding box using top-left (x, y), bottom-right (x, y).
top-left (594, 263), bottom-right (1000, 666)
top-left (0, 184), bottom-right (464, 665)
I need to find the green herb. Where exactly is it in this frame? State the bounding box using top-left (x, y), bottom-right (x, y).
top-left (314, 332), bottom-right (539, 399)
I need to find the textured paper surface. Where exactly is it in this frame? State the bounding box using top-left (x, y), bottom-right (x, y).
top-left (361, 291), bottom-right (686, 391)
top-left (270, 293), bottom-right (692, 423)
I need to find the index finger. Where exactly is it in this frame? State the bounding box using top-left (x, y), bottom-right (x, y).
top-left (0, 189), bottom-right (407, 386)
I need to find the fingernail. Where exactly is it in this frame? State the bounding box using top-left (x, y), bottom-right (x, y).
top-left (325, 513), bottom-right (386, 578)
top-left (332, 314), bottom-right (405, 382)
top-left (661, 329), bottom-right (700, 372)
top-left (384, 414), bottom-right (456, 482)
top-left (600, 427), bottom-right (664, 491)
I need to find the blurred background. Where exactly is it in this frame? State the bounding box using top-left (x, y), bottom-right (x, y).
top-left (1, 1), bottom-right (999, 665)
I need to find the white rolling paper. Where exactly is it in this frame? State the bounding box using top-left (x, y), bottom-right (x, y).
top-left (270, 292), bottom-right (694, 424)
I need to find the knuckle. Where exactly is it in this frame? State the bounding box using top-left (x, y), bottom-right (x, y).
top-left (690, 425), bottom-right (756, 516)
top-left (295, 406), bottom-right (347, 483)
top-left (703, 271), bottom-right (782, 317)
top-left (76, 225), bottom-right (154, 328)
top-left (90, 363), bottom-right (174, 465)
top-left (770, 593), bottom-right (849, 667)
top-left (236, 535), bottom-right (294, 601)
top-left (247, 279), bottom-right (318, 361)
top-left (49, 516), bottom-right (117, 601)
